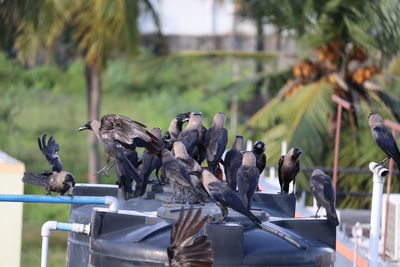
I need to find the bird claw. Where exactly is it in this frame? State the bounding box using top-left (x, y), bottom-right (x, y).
top-left (96, 169), bottom-right (109, 176)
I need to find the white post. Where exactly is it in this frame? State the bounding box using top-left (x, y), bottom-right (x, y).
top-left (281, 141), bottom-right (287, 155)
top-left (368, 162), bottom-right (389, 267)
top-left (269, 166), bottom-right (275, 179)
top-left (352, 222), bottom-right (362, 267)
top-left (41, 236), bottom-right (49, 267)
top-left (246, 140), bottom-right (253, 151)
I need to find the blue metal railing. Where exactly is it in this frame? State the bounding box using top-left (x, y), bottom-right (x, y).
top-left (0, 194), bottom-right (107, 204)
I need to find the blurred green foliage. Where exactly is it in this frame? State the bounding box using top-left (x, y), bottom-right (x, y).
top-left (0, 50), bottom-right (257, 266)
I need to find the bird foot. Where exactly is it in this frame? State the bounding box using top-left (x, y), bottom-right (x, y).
top-left (46, 191), bottom-right (53, 196)
top-left (215, 219), bottom-right (226, 224)
top-left (96, 169), bottom-right (109, 176)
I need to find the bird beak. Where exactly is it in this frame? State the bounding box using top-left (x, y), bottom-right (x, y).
top-left (78, 125), bottom-right (89, 131)
top-left (176, 112), bottom-right (190, 122)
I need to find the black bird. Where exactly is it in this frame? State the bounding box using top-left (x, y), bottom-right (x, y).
top-left (137, 127), bottom-right (164, 196)
top-left (368, 113), bottom-right (400, 167)
top-left (205, 112), bottom-right (228, 175)
top-left (224, 135), bottom-right (245, 191)
top-left (163, 113), bottom-right (189, 150)
top-left (201, 169), bottom-right (261, 226)
top-left (161, 149), bottom-right (206, 203)
top-left (176, 112), bottom-right (203, 159)
top-left (174, 141), bottom-right (209, 201)
top-left (278, 147), bottom-right (302, 194)
top-left (22, 134), bottom-right (75, 195)
top-left (310, 169), bottom-right (340, 226)
top-left (252, 140), bottom-right (266, 174)
top-left (196, 123), bottom-right (208, 165)
top-left (202, 169), bottom-right (306, 249)
top-left (237, 152), bottom-right (260, 209)
top-left (78, 114), bottom-right (161, 199)
top-left (168, 206), bottom-right (213, 267)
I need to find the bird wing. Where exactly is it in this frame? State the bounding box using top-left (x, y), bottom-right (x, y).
top-left (38, 134), bottom-right (63, 172)
top-left (168, 206), bottom-right (213, 267)
top-left (100, 114), bottom-right (161, 153)
top-left (323, 176), bottom-right (335, 204)
top-left (223, 150), bottom-right (234, 169)
top-left (22, 172), bottom-right (50, 187)
top-left (278, 155), bottom-right (284, 187)
top-left (373, 126), bottom-right (400, 163)
top-left (260, 154), bottom-right (266, 173)
top-left (206, 128), bottom-right (228, 162)
top-left (178, 130), bottom-right (199, 154)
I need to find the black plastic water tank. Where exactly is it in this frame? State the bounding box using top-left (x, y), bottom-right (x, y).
top-left (66, 184), bottom-right (335, 267)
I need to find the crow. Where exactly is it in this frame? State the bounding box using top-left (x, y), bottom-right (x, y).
top-left (168, 206), bottom-right (213, 267)
top-left (202, 169), bottom-right (307, 249)
top-left (224, 135), bottom-right (245, 191)
top-left (252, 140), bottom-right (266, 174)
top-left (310, 169), bottom-right (340, 226)
top-left (137, 127), bottom-right (164, 196)
top-left (201, 169), bottom-right (261, 226)
top-left (278, 147), bottom-right (302, 194)
top-left (161, 149), bottom-right (206, 203)
top-left (174, 141), bottom-right (209, 201)
top-left (205, 112), bottom-right (228, 175)
top-left (176, 112), bottom-right (202, 159)
top-left (237, 152), bottom-right (260, 209)
top-left (163, 113), bottom-right (189, 150)
top-left (78, 114), bottom-right (161, 199)
top-left (368, 113), bottom-right (400, 167)
top-left (22, 134), bottom-right (75, 195)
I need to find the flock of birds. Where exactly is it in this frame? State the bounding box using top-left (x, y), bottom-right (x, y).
top-left (20, 111), bottom-right (400, 266)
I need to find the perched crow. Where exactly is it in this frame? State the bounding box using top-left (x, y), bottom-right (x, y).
top-left (368, 113), bottom-right (400, 167)
top-left (174, 141), bottom-right (209, 201)
top-left (237, 152), bottom-right (260, 209)
top-left (23, 134), bottom-right (75, 195)
top-left (161, 149), bottom-right (206, 203)
top-left (201, 169), bottom-right (261, 226)
top-left (163, 113), bottom-right (189, 150)
top-left (176, 112), bottom-right (202, 159)
top-left (252, 140), bottom-right (266, 174)
top-left (137, 127), bottom-right (164, 196)
top-left (78, 114), bottom-right (161, 199)
top-left (224, 135), bottom-right (245, 191)
top-left (310, 169), bottom-right (340, 226)
top-left (205, 112), bottom-right (228, 175)
top-left (168, 206), bottom-right (213, 267)
top-left (278, 147), bottom-right (302, 194)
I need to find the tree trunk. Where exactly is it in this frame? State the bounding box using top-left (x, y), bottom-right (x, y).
top-left (254, 16), bottom-right (265, 96)
top-left (85, 64), bottom-right (101, 184)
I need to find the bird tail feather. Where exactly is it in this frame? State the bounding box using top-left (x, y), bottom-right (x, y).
top-left (327, 207), bottom-right (340, 226)
top-left (22, 172), bottom-right (48, 187)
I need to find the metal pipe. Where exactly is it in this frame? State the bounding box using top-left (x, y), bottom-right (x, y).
top-left (331, 95), bottom-right (352, 192)
top-left (41, 221), bottom-right (90, 267)
top-left (332, 104), bottom-right (342, 192)
top-left (0, 194), bottom-right (118, 212)
top-left (368, 162), bottom-right (389, 267)
top-left (381, 122), bottom-right (399, 261)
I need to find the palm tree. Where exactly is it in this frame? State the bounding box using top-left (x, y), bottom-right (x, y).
top-left (13, 0), bottom-right (162, 183)
top-left (239, 0), bottom-right (400, 207)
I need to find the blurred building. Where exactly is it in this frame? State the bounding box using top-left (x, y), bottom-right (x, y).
top-left (140, 0), bottom-right (297, 68)
top-left (0, 152), bottom-right (24, 267)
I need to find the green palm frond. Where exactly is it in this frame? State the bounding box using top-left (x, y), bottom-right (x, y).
top-left (243, 82), bottom-right (333, 166)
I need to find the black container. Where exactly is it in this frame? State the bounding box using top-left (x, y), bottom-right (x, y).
top-left (67, 184), bottom-right (336, 267)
